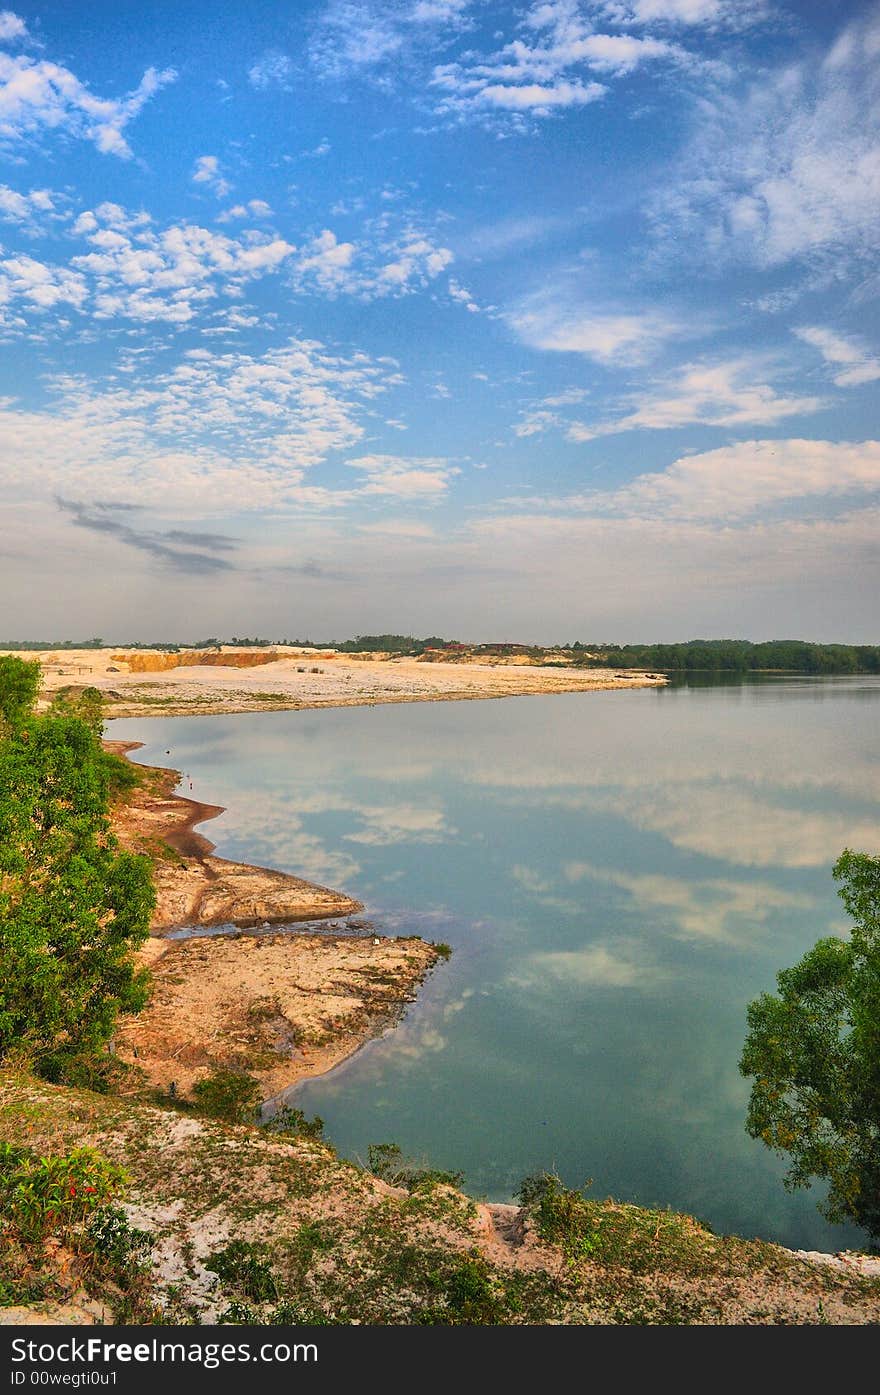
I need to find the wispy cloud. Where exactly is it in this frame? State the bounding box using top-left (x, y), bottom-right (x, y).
top-left (564, 356), bottom-right (825, 440)
top-left (247, 51), bottom-right (294, 89)
top-left (795, 326), bottom-right (880, 389)
top-left (191, 155), bottom-right (232, 199)
top-left (508, 291), bottom-right (680, 366)
top-left (0, 33), bottom-right (175, 157)
top-left (55, 497), bottom-right (238, 574)
top-left (652, 5), bottom-right (880, 271)
top-left (0, 339), bottom-right (403, 512)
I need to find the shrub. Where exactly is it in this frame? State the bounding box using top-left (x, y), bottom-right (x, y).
top-left (0, 1144), bottom-right (127, 1242)
top-left (191, 1069), bottom-right (262, 1123)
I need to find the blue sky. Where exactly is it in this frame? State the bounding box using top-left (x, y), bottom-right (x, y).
top-left (0, 0), bottom-right (878, 641)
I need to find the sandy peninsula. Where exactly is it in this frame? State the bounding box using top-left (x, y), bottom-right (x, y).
top-left (14, 644), bottom-right (665, 718)
top-left (106, 739), bottom-right (443, 1105)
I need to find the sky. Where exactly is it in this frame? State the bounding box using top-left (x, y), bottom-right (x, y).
top-left (0, 0), bottom-right (878, 643)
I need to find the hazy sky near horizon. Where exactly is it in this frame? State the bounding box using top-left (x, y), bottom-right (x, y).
top-left (0, 0), bottom-right (878, 642)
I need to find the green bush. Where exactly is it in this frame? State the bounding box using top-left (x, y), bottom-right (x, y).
top-left (0, 1143), bottom-right (127, 1242)
top-left (0, 658), bottom-right (154, 1075)
top-left (368, 1142), bottom-right (464, 1191)
top-left (191, 1069), bottom-right (262, 1123)
top-left (263, 1105), bottom-right (325, 1140)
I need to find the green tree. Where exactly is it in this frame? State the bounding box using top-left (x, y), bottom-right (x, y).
top-left (0, 656), bottom-right (40, 730)
top-left (0, 659), bottom-right (154, 1076)
top-left (740, 850), bottom-right (880, 1238)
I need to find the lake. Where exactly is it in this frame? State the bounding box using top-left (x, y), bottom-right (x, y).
top-left (113, 675), bottom-right (880, 1251)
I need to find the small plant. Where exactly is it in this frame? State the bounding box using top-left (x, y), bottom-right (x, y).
top-left (263, 1105), bottom-right (325, 1141)
top-left (83, 1206), bottom-right (152, 1269)
top-left (368, 1142), bottom-right (464, 1192)
top-left (431, 942), bottom-right (453, 960)
top-left (207, 1240), bottom-right (279, 1302)
top-left (191, 1069), bottom-right (262, 1124)
top-left (0, 1144), bottom-right (127, 1242)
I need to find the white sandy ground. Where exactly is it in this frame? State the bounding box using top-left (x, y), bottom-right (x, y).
top-left (6, 646), bottom-right (665, 717)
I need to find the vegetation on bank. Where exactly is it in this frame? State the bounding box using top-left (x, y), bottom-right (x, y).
top-left (5, 635), bottom-right (880, 674)
top-left (3, 1072), bottom-right (878, 1325)
top-left (741, 850), bottom-right (880, 1242)
top-left (0, 659), bottom-right (154, 1085)
top-left (572, 638), bottom-right (880, 674)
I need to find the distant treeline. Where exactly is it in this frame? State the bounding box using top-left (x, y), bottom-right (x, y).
top-left (3, 635), bottom-right (879, 673)
top-left (573, 639), bottom-right (880, 674)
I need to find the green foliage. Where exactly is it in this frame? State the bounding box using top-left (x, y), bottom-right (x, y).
top-left (0, 693), bottom-right (154, 1072)
top-left (48, 685), bottom-right (105, 734)
top-left (518, 1171), bottom-right (714, 1274)
top-left (0, 1143), bottom-right (127, 1242)
top-left (0, 656), bottom-right (40, 730)
top-left (82, 1205), bottom-right (152, 1269)
top-left (191, 1068), bottom-right (262, 1123)
top-left (207, 1240), bottom-right (279, 1302)
top-left (334, 634), bottom-right (453, 655)
top-left (740, 849), bottom-right (880, 1238)
top-left (263, 1104), bottom-right (325, 1140)
top-left (574, 638), bottom-right (880, 675)
top-left (368, 1142), bottom-right (464, 1192)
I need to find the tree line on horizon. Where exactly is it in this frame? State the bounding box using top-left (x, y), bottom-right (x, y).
top-left (2, 634), bottom-right (880, 674)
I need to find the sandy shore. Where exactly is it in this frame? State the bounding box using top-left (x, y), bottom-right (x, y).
top-left (13, 645), bottom-right (666, 718)
top-left (106, 739), bottom-right (441, 1104)
top-left (107, 740), bottom-right (362, 930)
top-left (116, 931), bottom-right (443, 1101)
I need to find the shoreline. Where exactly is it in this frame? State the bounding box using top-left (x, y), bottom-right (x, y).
top-left (106, 739), bottom-right (443, 1103)
top-left (15, 644), bottom-right (667, 721)
top-left (107, 739), bottom-right (363, 931)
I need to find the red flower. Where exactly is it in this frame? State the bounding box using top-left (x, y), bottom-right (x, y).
top-left (68, 1185), bottom-right (77, 1197)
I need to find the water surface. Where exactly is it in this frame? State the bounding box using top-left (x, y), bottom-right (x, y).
top-left (114, 676), bottom-right (880, 1249)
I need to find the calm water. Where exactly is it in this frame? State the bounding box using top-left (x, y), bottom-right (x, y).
top-left (113, 676), bottom-right (880, 1250)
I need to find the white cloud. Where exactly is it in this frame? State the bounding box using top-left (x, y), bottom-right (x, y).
top-left (0, 48), bottom-right (175, 158)
top-left (604, 438), bottom-right (880, 520)
top-left (518, 942), bottom-right (666, 990)
top-left (343, 802), bottom-right (455, 844)
top-left (589, 786), bottom-right (880, 870)
top-left (429, 0), bottom-right (710, 124)
top-left (346, 453), bottom-right (459, 499)
top-left (796, 326), bottom-right (880, 389)
top-left (247, 52), bottom-right (294, 89)
top-left (192, 155), bottom-right (232, 199)
top-left (506, 438), bottom-right (880, 523)
top-left (508, 293), bottom-right (679, 365)
top-left (565, 357), bottom-right (825, 440)
top-left (68, 203), bottom-right (295, 325)
top-left (0, 339), bottom-right (403, 512)
top-left (0, 183), bottom-right (54, 226)
top-left (599, 0), bottom-right (765, 27)
top-left (0, 253), bottom-right (87, 312)
top-left (217, 199), bottom-right (273, 223)
top-left (0, 11), bottom-right (28, 42)
top-left (653, 6), bottom-right (880, 269)
top-left (292, 229), bottom-right (358, 294)
top-left (290, 221), bottom-right (454, 301)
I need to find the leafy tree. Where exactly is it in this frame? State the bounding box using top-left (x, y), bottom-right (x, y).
top-left (0, 656), bottom-right (40, 730)
top-left (48, 684), bottom-right (105, 734)
top-left (740, 850), bottom-right (880, 1238)
top-left (0, 658), bottom-right (154, 1075)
